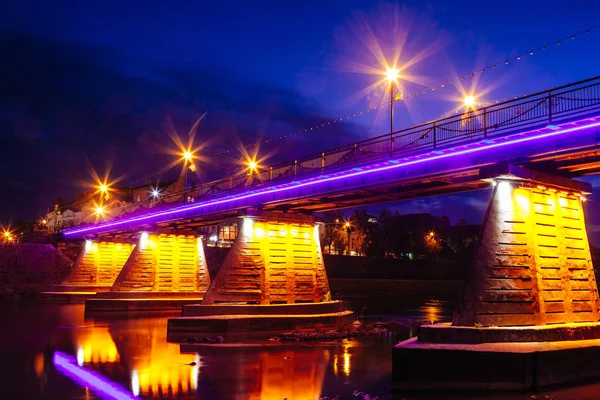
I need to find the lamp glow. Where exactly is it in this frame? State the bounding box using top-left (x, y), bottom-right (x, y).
top-left (95, 206), bottom-right (105, 216)
top-left (183, 151), bottom-right (193, 161)
top-left (139, 232), bottom-right (149, 250)
top-left (151, 189), bottom-right (160, 199)
top-left (464, 95), bottom-right (475, 108)
top-left (385, 67), bottom-right (399, 82)
top-left (242, 218), bottom-right (253, 237)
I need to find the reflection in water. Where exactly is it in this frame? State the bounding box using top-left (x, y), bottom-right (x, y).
top-left (74, 324), bottom-right (120, 365)
top-left (257, 349), bottom-right (327, 400)
top-left (53, 351), bottom-right (136, 400)
top-left (419, 298), bottom-right (448, 324)
top-left (189, 345), bottom-right (329, 400)
top-left (8, 297), bottom-right (456, 399)
top-left (332, 339), bottom-right (353, 378)
top-left (105, 317), bottom-right (198, 397)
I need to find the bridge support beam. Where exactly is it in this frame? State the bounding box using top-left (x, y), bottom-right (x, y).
top-left (454, 165), bottom-right (599, 326)
top-left (393, 165), bottom-right (600, 391)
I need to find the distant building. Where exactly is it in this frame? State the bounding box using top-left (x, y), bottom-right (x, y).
top-left (43, 177), bottom-right (183, 233)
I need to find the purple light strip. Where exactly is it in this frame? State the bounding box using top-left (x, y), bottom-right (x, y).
top-left (53, 351), bottom-right (137, 399)
top-left (65, 119), bottom-right (600, 236)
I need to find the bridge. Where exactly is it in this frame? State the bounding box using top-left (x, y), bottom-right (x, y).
top-left (64, 76), bottom-right (600, 239)
top-left (51, 77), bottom-right (600, 341)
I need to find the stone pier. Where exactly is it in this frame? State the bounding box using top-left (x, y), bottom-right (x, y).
top-left (85, 234), bottom-right (211, 312)
top-left (393, 164), bottom-right (600, 390)
top-left (167, 211), bottom-right (353, 335)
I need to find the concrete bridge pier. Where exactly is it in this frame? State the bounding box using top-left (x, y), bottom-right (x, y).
top-left (393, 164), bottom-right (600, 391)
top-left (167, 211), bottom-right (353, 336)
top-left (85, 233), bottom-right (211, 312)
top-left (42, 241), bottom-right (135, 302)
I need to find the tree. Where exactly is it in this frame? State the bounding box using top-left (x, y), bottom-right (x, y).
top-left (424, 232), bottom-right (442, 259)
top-left (320, 211), bottom-right (345, 254)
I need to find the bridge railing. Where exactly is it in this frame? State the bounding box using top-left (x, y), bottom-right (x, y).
top-left (72, 76), bottom-right (600, 230)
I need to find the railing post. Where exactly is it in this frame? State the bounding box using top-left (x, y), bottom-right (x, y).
top-left (389, 133), bottom-right (394, 157)
top-left (321, 152), bottom-right (325, 171)
top-left (294, 160), bottom-right (297, 176)
top-left (483, 108), bottom-right (488, 138)
top-left (433, 122), bottom-right (437, 149)
top-left (229, 177), bottom-right (233, 190)
top-left (353, 143), bottom-right (357, 163)
top-left (269, 166), bottom-right (273, 181)
top-left (548, 90), bottom-right (553, 125)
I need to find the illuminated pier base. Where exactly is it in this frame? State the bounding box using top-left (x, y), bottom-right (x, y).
top-left (86, 234), bottom-right (210, 312)
top-left (169, 212), bottom-right (353, 334)
top-left (393, 165), bottom-right (600, 391)
top-left (42, 241), bottom-right (135, 302)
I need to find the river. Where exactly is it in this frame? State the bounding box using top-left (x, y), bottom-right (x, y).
top-left (1, 291), bottom-right (599, 399)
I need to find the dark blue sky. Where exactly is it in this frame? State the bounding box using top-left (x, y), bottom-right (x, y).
top-left (1, 0), bottom-right (600, 241)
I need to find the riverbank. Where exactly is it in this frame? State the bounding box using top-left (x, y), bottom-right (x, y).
top-left (0, 243), bottom-right (71, 301)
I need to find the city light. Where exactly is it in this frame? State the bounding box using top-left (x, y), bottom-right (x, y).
top-left (139, 232), bottom-right (149, 250)
top-left (95, 206), bottom-right (105, 216)
top-left (248, 160), bottom-right (258, 172)
top-left (385, 67), bottom-right (399, 83)
top-left (463, 95), bottom-right (475, 108)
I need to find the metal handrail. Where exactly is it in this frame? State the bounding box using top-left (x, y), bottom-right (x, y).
top-left (66, 76), bottom-right (600, 230)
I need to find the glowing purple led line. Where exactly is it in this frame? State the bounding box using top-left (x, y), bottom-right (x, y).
top-left (53, 351), bottom-right (137, 399)
top-left (65, 120), bottom-right (600, 236)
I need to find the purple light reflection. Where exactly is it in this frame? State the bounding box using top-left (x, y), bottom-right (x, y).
top-left (65, 119), bottom-right (600, 237)
top-left (53, 351), bottom-right (137, 400)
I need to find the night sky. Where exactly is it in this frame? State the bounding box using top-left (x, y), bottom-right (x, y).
top-left (1, 0), bottom-right (600, 242)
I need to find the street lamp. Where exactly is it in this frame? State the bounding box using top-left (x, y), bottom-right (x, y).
top-left (344, 221), bottom-right (352, 255)
top-left (181, 150), bottom-right (197, 191)
top-left (385, 67), bottom-right (399, 135)
top-left (463, 95), bottom-right (475, 109)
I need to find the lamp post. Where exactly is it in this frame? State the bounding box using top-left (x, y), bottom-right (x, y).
top-left (385, 68), bottom-right (399, 135)
top-left (345, 221), bottom-right (351, 255)
top-left (183, 151), bottom-right (193, 190)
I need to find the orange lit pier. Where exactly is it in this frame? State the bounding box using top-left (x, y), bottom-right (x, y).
top-left (393, 165), bottom-right (600, 390)
top-left (43, 241), bottom-right (135, 302)
top-left (168, 211), bottom-right (353, 334)
top-left (84, 233), bottom-right (211, 312)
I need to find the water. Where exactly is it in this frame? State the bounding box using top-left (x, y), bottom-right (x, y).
top-left (1, 299), bottom-right (600, 399)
